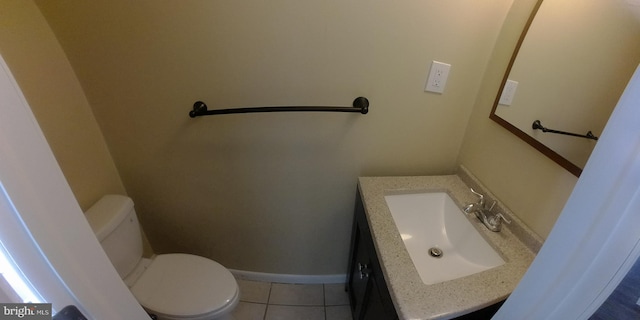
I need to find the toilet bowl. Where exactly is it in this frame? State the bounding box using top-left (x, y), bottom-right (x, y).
top-left (85, 195), bottom-right (239, 320)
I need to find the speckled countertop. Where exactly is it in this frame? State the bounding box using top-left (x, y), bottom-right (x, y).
top-left (358, 166), bottom-right (542, 320)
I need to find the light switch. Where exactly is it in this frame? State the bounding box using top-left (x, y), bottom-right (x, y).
top-left (499, 79), bottom-right (518, 106)
top-left (424, 61), bottom-right (451, 94)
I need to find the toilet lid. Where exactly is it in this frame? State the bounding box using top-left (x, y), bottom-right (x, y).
top-left (131, 253), bottom-right (238, 318)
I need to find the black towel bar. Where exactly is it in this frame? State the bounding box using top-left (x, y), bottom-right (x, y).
top-left (532, 120), bottom-right (598, 141)
top-left (189, 97), bottom-right (369, 118)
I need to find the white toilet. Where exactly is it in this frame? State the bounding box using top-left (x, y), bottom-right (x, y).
top-left (85, 195), bottom-right (239, 320)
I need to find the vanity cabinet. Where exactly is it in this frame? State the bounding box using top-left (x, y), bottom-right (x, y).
top-left (347, 187), bottom-right (506, 320)
top-left (347, 189), bottom-right (398, 320)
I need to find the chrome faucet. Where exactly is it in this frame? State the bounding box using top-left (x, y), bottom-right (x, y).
top-left (463, 188), bottom-right (511, 232)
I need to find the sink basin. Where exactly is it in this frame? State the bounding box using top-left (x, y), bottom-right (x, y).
top-left (384, 191), bottom-right (505, 285)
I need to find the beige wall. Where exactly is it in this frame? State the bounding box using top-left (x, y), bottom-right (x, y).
top-left (35, 0), bottom-right (515, 274)
top-left (2, 0), bottom-right (580, 275)
top-left (0, 1), bottom-right (126, 211)
top-left (458, 0), bottom-right (578, 239)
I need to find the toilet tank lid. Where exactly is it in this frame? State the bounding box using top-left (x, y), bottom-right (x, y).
top-left (85, 195), bottom-right (135, 241)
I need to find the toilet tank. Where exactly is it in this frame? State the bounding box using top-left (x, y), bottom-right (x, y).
top-left (85, 195), bottom-right (143, 280)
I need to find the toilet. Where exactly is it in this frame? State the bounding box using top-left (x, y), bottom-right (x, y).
top-left (85, 195), bottom-right (239, 320)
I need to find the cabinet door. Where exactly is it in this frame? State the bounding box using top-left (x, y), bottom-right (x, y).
top-left (358, 222), bottom-right (397, 320)
top-left (362, 279), bottom-right (392, 320)
top-left (349, 189), bottom-right (398, 320)
top-left (348, 223), bottom-right (373, 320)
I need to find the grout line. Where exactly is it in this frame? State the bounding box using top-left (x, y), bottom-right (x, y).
top-left (323, 284), bottom-right (326, 308)
top-left (267, 303), bottom-right (326, 307)
top-left (261, 282), bottom-right (271, 320)
top-left (266, 282), bottom-right (273, 305)
top-left (263, 303), bottom-right (268, 320)
top-left (324, 284), bottom-right (327, 320)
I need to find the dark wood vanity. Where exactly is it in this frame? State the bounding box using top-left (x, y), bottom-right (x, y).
top-left (347, 189), bottom-right (398, 320)
top-left (346, 181), bottom-right (522, 320)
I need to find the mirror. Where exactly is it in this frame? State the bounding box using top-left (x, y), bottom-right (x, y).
top-left (490, 0), bottom-right (640, 176)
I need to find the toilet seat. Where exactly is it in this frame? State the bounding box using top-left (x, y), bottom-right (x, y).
top-left (130, 253), bottom-right (239, 319)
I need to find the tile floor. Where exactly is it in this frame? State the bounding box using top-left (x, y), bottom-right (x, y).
top-left (232, 279), bottom-right (353, 320)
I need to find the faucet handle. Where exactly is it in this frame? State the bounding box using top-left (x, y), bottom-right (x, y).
top-left (494, 213), bottom-right (511, 225)
top-left (486, 212), bottom-right (511, 232)
top-left (487, 200), bottom-right (496, 211)
top-left (469, 188), bottom-right (485, 206)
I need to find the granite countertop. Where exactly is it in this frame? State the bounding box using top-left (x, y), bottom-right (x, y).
top-left (357, 166), bottom-right (542, 320)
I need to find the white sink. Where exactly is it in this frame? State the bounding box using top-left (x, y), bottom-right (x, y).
top-left (384, 191), bottom-right (505, 285)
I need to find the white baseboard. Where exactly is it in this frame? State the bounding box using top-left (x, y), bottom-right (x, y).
top-left (229, 269), bottom-right (347, 284)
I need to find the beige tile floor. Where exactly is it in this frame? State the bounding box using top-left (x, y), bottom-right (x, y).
top-left (232, 279), bottom-right (352, 320)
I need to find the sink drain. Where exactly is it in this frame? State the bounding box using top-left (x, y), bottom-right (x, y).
top-left (428, 247), bottom-right (443, 258)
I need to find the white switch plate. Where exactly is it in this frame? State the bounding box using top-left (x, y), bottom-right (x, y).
top-left (498, 79), bottom-right (519, 106)
top-left (425, 61), bottom-right (451, 93)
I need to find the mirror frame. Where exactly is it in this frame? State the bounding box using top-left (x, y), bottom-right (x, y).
top-left (489, 0), bottom-right (582, 177)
